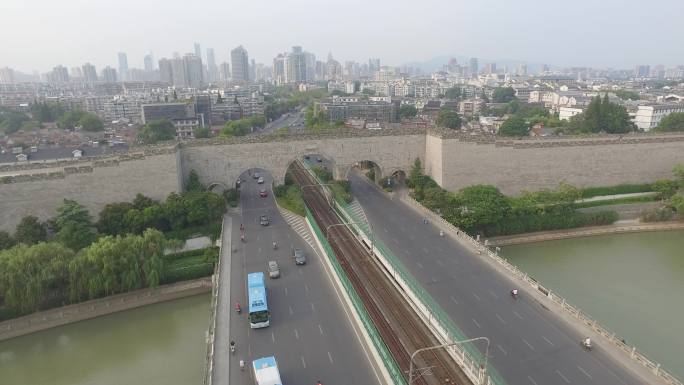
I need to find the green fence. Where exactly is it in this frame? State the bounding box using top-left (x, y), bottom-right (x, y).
top-left (306, 207), bottom-right (407, 385)
top-left (337, 200), bottom-right (507, 385)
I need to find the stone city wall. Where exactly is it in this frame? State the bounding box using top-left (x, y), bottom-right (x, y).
top-left (0, 151), bottom-right (180, 232)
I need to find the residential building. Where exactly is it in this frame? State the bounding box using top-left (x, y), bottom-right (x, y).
top-left (284, 46), bottom-right (306, 84)
top-left (49, 65), bottom-right (69, 83)
top-left (144, 54), bottom-right (155, 72)
top-left (634, 65), bottom-right (650, 78)
top-left (219, 62), bottom-right (231, 81)
top-left (559, 106), bottom-right (584, 121)
top-left (469, 58), bottom-right (479, 77)
top-left (273, 54), bottom-right (285, 85)
top-left (171, 57), bottom-right (188, 87)
top-left (206, 48), bottom-right (218, 82)
top-left (173, 117), bottom-right (199, 139)
top-left (0, 67), bottom-right (15, 84)
top-left (194, 43), bottom-right (202, 59)
top-left (141, 102), bottom-right (192, 124)
top-left (82, 63), bottom-right (98, 83)
top-left (159, 58), bottom-right (173, 84)
top-left (184, 53), bottom-right (203, 88)
top-left (634, 104), bottom-right (684, 131)
top-left (231, 45), bottom-right (250, 82)
top-left (314, 96), bottom-right (398, 123)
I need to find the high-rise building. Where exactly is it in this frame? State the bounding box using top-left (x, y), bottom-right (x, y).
top-left (517, 63), bottom-right (528, 76)
top-left (634, 65), bottom-right (650, 78)
top-left (219, 62), bottom-right (231, 81)
top-left (206, 48), bottom-right (218, 82)
top-left (0, 67), bottom-right (15, 84)
top-left (469, 57), bottom-right (479, 77)
top-left (273, 54), bottom-right (285, 85)
top-left (102, 66), bottom-right (118, 83)
top-left (144, 54), bottom-right (155, 72)
top-left (304, 52), bottom-right (316, 82)
top-left (82, 63), bottom-right (98, 83)
top-left (49, 65), bottom-right (69, 83)
top-left (159, 58), bottom-right (173, 84)
top-left (171, 57), bottom-right (188, 87)
top-left (250, 59), bottom-right (257, 82)
top-left (70, 66), bottom-right (83, 79)
top-left (118, 52), bottom-right (129, 81)
top-left (368, 58), bottom-right (380, 73)
top-left (484, 62), bottom-right (496, 75)
top-left (194, 43), bottom-right (201, 59)
top-left (231, 45), bottom-right (249, 82)
top-left (283, 46), bottom-right (306, 84)
top-left (184, 53), bottom-right (203, 88)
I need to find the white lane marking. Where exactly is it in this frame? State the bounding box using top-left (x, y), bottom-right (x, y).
top-left (555, 369), bottom-right (571, 383)
top-left (577, 365), bottom-right (592, 380)
top-left (488, 290), bottom-right (499, 299)
top-left (451, 296), bottom-right (459, 305)
top-left (298, 268), bottom-right (303, 275)
top-left (284, 287), bottom-right (288, 296)
top-left (256, 235), bottom-right (260, 241)
top-left (294, 329), bottom-right (299, 340)
top-left (513, 310), bottom-right (524, 320)
top-left (541, 335), bottom-right (555, 347)
top-left (527, 376), bottom-right (539, 385)
top-left (472, 292), bottom-right (481, 301)
top-left (495, 313), bottom-right (507, 325)
top-left (258, 247), bottom-right (262, 253)
top-left (522, 338), bottom-right (535, 351)
top-left (328, 351), bottom-right (334, 364)
top-left (304, 284), bottom-right (310, 292)
top-left (318, 324), bottom-right (324, 335)
top-left (301, 356), bottom-right (306, 368)
top-left (416, 262), bottom-right (424, 269)
top-left (497, 345), bottom-right (508, 356)
top-left (472, 318), bottom-right (482, 328)
top-left (271, 332), bottom-right (275, 343)
top-left (310, 302), bottom-right (315, 312)
top-left (289, 306), bottom-right (293, 316)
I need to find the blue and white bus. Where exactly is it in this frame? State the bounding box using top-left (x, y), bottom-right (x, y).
top-left (253, 356), bottom-right (282, 385)
top-left (247, 272), bottom-right (270, 328)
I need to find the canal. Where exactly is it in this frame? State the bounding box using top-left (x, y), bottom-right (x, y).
top-left (0, 294), bottom-right (210, 385)
top-left (501, 230), bottom-right (684, 381)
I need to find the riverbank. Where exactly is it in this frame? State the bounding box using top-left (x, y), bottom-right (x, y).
top-left (0, 277), bottom-right (212, 342)
top-left (486, 221), bottom-right (684, 246)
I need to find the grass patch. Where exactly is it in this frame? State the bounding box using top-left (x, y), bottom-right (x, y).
top-left (575, 194), bottom-right (660, 208)
top-left (164, 221), bottom-right (222, 242)
top-left (330, 180), bottom-right (353, 204)
top-left (161, 247), bottom-right (218, 284)
top-left (580, 183), bottom-right (654, 198)
top-left (274, 184), bottom-right (305, 216)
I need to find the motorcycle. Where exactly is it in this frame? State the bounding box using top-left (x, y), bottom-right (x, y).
top-left (272, 241), bottom-right (277, 250)
top-left (581, 339), bottom-right (593, 351)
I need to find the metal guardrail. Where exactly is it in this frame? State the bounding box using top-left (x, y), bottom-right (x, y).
top-left (203, 218), bottom-right (224, 385)
top-left (306, 207), bottom-right (407, 385)
top-left (402, 195), bottom-right (683, 385)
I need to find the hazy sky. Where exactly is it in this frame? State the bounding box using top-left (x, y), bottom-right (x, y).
top-left (2, 0), bottom-right (683, 73)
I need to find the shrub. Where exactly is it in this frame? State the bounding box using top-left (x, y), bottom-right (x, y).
top-left (580, 183), bottom-right (654, 198)
top-left (640, 207), bottom-right (675, 222)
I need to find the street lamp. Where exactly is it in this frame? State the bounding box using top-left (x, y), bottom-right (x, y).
top-left (408, 337), bottom-right (490, 385)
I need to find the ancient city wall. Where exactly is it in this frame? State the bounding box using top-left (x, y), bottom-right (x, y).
top-left (435, 133), bottom-right (684, 194)
top-left (180, 131), bottom-right (425, 188)
top-left (0, 149), bottom-right (180, 232)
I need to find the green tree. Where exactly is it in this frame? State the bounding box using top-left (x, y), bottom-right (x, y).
top-left (14, 216), bottom-right (47, 245)
top-left (445, 87), bottom-right (462, 100)
top-left (614, 90), bottom-right (640, 101)
top-left (0, 242), bottom-right (74, 313)
top-left (185, 169), bottom-right (205, 192)
top-left (671, 194), bottom-right (684, 214)
top-left (453, 185), bottom-right (510, 234)
top-left (436, 107), bottom-right (462, 129)
top-left (498, 115), bottom-right (529, 136)
top-left (31, 102), bottom-right (64, 123)
top-left (652, 179), bottom-right (679, 199)
top-left (194, 126), bottom-right (211, 138)
top-left (492, 87), bottom-right (516, 103)
top-left (97, 202), bottom-right (135, 235)
top-left (399, 105), bottom-right (417, 119)
top-left (138, 119), bottom-right (176, 144)
top-left (0, 231), bottom-right (16, 251)
top-left (55, 199), bottom-right (97, 250)
top-left (0, 108), bottom-right (30, 134)
top-left (655, 112), bottom-right (684, 132)
top-left (132, 194), bottom-right (156, 210)
top-left (162, 193), bottom-right (188, 230)
top-left (78, 113), bottom-right (104, 132)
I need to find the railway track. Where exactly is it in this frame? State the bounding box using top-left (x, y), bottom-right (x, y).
top-left (290, 161), bottom-right (471, 385)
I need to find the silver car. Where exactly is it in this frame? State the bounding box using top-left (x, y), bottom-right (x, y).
top-left (294, 249), bottom-right (306, 265)
top-left (268, 260), bottom-right (280, 279)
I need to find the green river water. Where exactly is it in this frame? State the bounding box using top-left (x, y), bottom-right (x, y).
top-left (501, 230), bottom-right (684, 381)
top-left (0, 294), bottom-right (210, 385)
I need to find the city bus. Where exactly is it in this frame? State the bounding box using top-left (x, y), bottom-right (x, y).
top-left (252, 356), bottom-right (283, 385)
top-left (247, 272), bottom-right (270, 328)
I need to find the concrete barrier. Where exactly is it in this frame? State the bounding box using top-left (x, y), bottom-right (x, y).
top-left (0, 277), bottom-right (212, 342)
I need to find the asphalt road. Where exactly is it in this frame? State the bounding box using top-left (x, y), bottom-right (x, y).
top-left (225, 169), bottom-right (380, 385)
top-left (348, 170), bottom-right (649, 385)
top-left (259, 109), bottom-right (306, 135)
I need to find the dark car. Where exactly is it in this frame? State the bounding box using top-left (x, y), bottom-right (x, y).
top-left (253, 172), bottom-right (260, 179)
top-left (294, 248), bottom-right (306, 265)
top-left (260, 214), bottom-right (269, 226)
top-left (259, 189), bottom-right (268, 197)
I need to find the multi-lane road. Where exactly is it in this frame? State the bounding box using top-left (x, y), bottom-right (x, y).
top-left (223, 170), bottom-right (380, 385)
top-left (347, 169), bottom-right (652, 385)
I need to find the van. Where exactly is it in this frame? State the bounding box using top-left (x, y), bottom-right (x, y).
top-left (268, 261), bottom-right (280, 278)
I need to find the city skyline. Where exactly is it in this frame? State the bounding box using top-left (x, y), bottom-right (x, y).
top-left (2, 0), bottom-right (684, 73)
